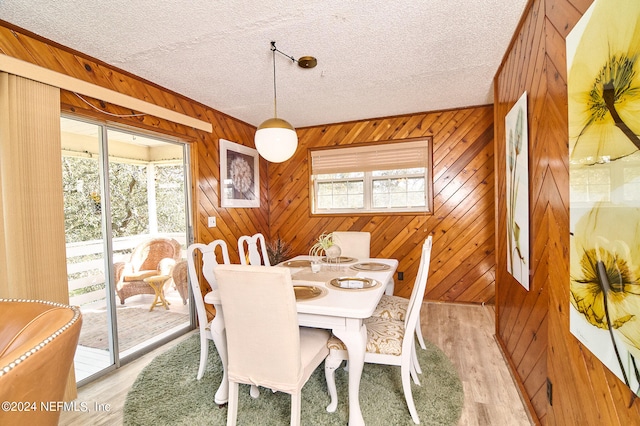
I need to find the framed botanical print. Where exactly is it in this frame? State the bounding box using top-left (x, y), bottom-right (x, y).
top-left (220, 139), bottom-right (260, 208)
top-left (567, 0), bottom-right (640, 398)
top-left (505, 91), bottom-right (530, 290)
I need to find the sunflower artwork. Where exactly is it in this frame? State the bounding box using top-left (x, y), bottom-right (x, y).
top-left (568, 0), bottom-right (640, 400)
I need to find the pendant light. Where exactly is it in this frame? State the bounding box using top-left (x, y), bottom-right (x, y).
top-left (255, 41), bottom-right (316, 163)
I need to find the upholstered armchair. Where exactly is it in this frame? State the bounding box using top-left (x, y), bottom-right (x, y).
top-left (114, 238), bottom-right (182, 305)
top-left (0, 299), bottom-right (82, 426)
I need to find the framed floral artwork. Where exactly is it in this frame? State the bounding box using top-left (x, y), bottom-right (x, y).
top-left (568, 0), bottom-right (640, 398)
top-left (505, 91), bottom-right (530, 290)
top-left (220, 139), bottom-right (260, 208)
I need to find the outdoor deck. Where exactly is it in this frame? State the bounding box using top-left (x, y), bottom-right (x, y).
top-left (75, 285), bottom-right (192, 383)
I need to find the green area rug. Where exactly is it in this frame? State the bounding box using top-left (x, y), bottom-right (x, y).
top-left (124, 333), bottom-right (463, 425)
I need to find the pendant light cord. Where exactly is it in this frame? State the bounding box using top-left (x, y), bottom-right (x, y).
top-left (271, 41), bottom-right (278, 119)
top-left (269, 40), bottom-right (315, 120)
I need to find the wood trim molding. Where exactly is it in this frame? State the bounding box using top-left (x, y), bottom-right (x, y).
top-left (0, 54), bottom-right (213, 133)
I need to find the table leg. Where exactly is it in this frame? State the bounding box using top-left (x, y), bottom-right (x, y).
top-left (149, 289), bottom-right (159, 312)
top-left (160, 293), bottom-right (170, 308)
top-left (210, 306), bottom-right (229, 405)
top-left (149, 283), bottom-right (169, 311)
top-left (332, 319), bottom-right (367, 426)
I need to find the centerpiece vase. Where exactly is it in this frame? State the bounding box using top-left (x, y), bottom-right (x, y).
top-left (326, 244), bottom-right (341, 260)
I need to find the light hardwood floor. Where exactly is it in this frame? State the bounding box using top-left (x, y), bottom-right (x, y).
top-left (60, 302), bottom-right (532, 425)
top-left (423, 303), bottom-right (532, 426)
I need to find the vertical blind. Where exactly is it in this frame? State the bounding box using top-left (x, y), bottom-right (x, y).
top-left (0, 72), bottom-right (78, 400)
top-left (310, 139), bottom-right (430, 174)
top-left (0, 72), bottom-right (68, 302)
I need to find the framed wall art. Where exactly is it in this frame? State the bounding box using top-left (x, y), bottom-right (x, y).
top-left (220, 139), bottom-right (260, 208)
top-left (505, 91), bottom-right (530, 290)
top-left (567, 0), bottom-right (640, 398)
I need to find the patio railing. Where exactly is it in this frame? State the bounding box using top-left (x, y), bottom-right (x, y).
top-left (67, 233), bottom-right (186, 306)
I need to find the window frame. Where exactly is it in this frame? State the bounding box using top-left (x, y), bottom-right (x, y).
top-left (309, 137), bottom-right (433, 216)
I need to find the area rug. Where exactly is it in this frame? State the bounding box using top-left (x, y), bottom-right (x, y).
top-left (124, 334), bottom-right (463, 425)
top-left (78, 307), bottom-right (189, 352)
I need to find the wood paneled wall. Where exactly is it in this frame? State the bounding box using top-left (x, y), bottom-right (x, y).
top-left (269, 106), bottom-right (496, 303)
top-left (494, 0), bottom-right (550, 422)
top-left (494, 0), bottom-right (640, 424)
top-left (0, 21), bottom-right (499, 308)
top-left (0, 22), bottom-right (268, 308)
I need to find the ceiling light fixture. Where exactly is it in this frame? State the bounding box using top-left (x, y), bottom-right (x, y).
top-left (254, 41), bottom-right (316, 163)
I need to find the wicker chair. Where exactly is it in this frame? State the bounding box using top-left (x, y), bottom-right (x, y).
top-left (114, 238), bottom-right (182, 305)
top-left (172, 260), bottom-right (189, 304)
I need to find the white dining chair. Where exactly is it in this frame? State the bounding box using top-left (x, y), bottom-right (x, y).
top-left (332, 230), bottom-right (395, 295)
top-left (331, 231), bottom-right (371, 260)
top-left (372, 259), bottom-right (430, 351)
top-left (238, 233), bottom-right (271, 266)
top-left (213, 264), bottom-right (330, 426)
top-left (324, 236), bottom-right (433, 425)
top-left (186, 240), bottom-right (231, 381)
top-left (187, 240), bottom-right (260, 402)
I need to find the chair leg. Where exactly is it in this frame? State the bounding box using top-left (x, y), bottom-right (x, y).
top-left (227, 381), bottom-right (239, 426)
top-left (411, 340), bottom-right (422, 377)
top-left (250, 385), bottom-right (260, 398)
top-left (324, 354), bottom-right (342, 413)
top-left (415, 320), bottom-right (426, 350)
top-left (210, 320), bottom-right (229, 405)
top-left (197, 333), bottom-right (209, 380)
top-left (410, 341), bottom-right (421, 386)
top-left (401, 361), bottom-right (420, 424)
top-left (290, 391), bottom-right (302, 426)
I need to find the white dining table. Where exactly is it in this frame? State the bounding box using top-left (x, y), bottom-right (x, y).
top-left (204, 255), bottom-right (398, 426)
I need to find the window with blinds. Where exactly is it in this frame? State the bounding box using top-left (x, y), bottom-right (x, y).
top-left (310, 138), bottom-right (433, 214)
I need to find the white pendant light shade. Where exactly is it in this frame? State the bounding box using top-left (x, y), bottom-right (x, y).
top-left (254, 117), bottom-right (298, 163)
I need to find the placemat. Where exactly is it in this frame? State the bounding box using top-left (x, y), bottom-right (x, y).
top-left (292, 267), bottom-right (351, 283)
top-left (280, 259), bottom-right (312, 268)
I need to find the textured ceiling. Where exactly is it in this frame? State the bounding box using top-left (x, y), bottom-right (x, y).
top-left (0, 0), bottom-right (528, 128)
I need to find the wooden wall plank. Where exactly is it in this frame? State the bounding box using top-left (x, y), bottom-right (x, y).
top-left (494, 1), bottom-right (549, 422)
top-left (0, 21), bottom-right (268, 279)
top-left (495, 0), bottom-right (640, 424)
top-left (270, 106), bottom-right (496, 303)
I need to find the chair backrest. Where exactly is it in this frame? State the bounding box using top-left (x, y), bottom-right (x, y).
top-left (131, 237), bottom-right (182, 272)
top-left (213, 264), bottom-right (303, 393)
top-left (186, 240), bottom-right (231, 326)
top-left (238, 233), bottom-right (271, 266)
top-left (0, 299), bottom-right (82, 425)
top-left (331, 231), bottom-right (371, 260)
top-left (403, 236), bottom-right (433, 347)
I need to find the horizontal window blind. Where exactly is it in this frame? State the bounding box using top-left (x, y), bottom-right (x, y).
top-left (311, 140), bottom-right (429, 174)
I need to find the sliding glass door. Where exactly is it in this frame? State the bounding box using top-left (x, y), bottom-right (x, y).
top-left (61, 116), bottom-right (193, 384)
